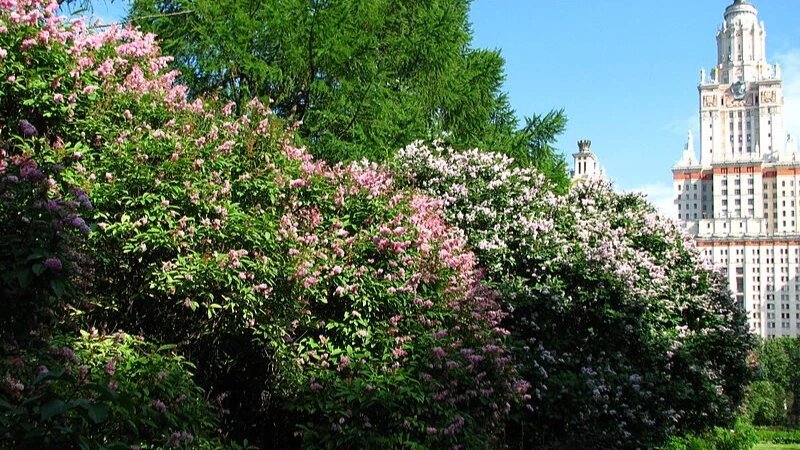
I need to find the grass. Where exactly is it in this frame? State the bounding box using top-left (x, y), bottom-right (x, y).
top-left (755, 445), bottom-right (800, 450)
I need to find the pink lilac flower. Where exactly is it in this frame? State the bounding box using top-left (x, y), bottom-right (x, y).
top-left (17, 119), bottom-right (37, 137)
top-left (105, 359), bottom-right (116, 376)
top-left (44, 257), bottom-right (62, 271)
top-left (168, 431), bottom-right (193, 447)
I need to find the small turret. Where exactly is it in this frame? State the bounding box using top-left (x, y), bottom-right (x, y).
top-left (571, 139), bottom-right (604, 182)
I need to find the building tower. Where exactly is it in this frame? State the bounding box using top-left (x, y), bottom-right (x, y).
top-left (571, 139), bottom-right (605, 182)
top-left (673, 0), bottom-right (798, 338)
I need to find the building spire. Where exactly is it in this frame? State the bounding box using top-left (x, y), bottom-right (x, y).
top-left (677, 131), bottom-right (698, 167)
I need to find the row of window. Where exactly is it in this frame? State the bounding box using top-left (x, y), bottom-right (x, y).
top-left (714, 248), bottom-right (800, 256)
top-left (759, 313), bottom-right (800, 320)
top-left (763, 322), bottom-right (799, 329)
top-left (678, 179), bottom-right (799, 191)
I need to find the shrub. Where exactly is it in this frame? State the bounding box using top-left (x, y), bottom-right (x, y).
top-left (0, 144), bottom-right (91, 336)
top-left (0, 2), bottom-right (520, 448)
top-left (394, 142), bottom-right (756, 449)
top-left (0, 331), bottom-right (236, 449)
top-left (664, 418), bottom-right (757, 450)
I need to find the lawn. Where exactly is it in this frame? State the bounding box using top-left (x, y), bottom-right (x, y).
top-left (755, 445), bottom-right (800, 450)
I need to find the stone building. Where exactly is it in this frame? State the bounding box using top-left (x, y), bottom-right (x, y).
top-left (673, 0), bottom-right (799, 338)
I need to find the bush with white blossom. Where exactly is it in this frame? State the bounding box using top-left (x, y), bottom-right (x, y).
top-left (395, 141), bottom-right (755, 449)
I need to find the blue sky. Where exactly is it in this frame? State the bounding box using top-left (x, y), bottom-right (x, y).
top-left (75, 1), bottom-right (800, 215)
top-left (469, 0), bottom-right (800, 214)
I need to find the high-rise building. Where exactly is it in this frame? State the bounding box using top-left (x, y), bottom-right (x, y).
top-left (673, 0), bottom-right (799, 338)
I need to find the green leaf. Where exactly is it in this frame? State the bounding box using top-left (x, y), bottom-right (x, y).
top-left (50, 279), bottom-right (66, 298)
top-left (31, 263), bottom-right (45, 276)
top-left (40, 399), bottom-right (68, 421)
top-left (17, 269), bottom-right (31, 289)
top-left (157, 344), bottom-right (178, 352)
top-left (82, 403), bottom-right (109, 424)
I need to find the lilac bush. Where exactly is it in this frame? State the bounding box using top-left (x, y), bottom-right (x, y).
top-left (395, 141), bottom-right (755, 449)
top-left (0, 331), bottom-right (236, 449)
top-left (1, 2), bottom-right (521, 448)
top-left (0, 147), bottom-right (92, 332)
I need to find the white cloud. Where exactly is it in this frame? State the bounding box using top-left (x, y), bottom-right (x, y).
top-left (774, 49), bottom-right (800, 140)
top-left (625, 182), bottom-right (676, 220)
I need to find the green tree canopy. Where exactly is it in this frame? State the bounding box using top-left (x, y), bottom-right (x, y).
top-left (127, 0), bottom-right (569, 188)
top-left (746, 337), bottom-right (800, 424)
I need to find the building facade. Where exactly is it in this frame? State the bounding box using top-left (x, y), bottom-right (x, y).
top-left (673, 0), bottom-right (799, 338)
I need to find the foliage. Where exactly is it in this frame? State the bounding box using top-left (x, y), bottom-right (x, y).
top-left (0, 331), bottom-right (237, 449)
top-left (754, 427), bottom-right (800, 445)
top-left (664, 418), bottom-right (758, 450)
top-left (746, 381), bottom-right (790, 426)
top-left (744, 337), bottom-right (800, 426)
top-left (0, 2), bottom-right (520, 448)
top-left (394, 142), bottom-right (756, 449)
top-left (0, 4), bottom-right (241, 448)
top-left (127, 0), bottom-right (570, 187)
top-left (0, 140), bottom-right (92, 337)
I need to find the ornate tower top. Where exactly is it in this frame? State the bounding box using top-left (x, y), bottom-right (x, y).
top-left (577, 140), bottom-right (592, 152)
top-left (716, 0), bottom-right (770, 84)
top-left (725, 0), bottom-right (756, 18)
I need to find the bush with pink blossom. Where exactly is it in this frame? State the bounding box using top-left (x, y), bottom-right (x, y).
top-left (1, 2), bottom-right (520, 448)
top-left (394, 141), bottom-right (755, 449)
